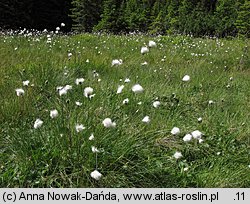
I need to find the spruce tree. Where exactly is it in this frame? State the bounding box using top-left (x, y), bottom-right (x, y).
top-left (235, 0), bottom-right (250, 37)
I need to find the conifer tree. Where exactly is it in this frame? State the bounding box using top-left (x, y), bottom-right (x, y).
top-left (235, 0), bottom-right (250, 37)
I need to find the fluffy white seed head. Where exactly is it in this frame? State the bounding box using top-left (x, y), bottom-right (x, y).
top-left (173, 151), bottom-right (183, 159)
top-left (132, 84), bottom-right (144, 93)
top-left (89, 133), bottom-right (94, 141)
top-left (34, 118), bottom-right (43, 129)
top-left (50, 109), bottom-right (58, 119)
top-left (183, 134), bottom-right (192, 142)
top-left (15, 88), bottom-right (25, 96)
top-left (75, 78), bottom-right (85, 85)
top-left (171, 127), bottom-right (180, 135)
top-left (91, 146), bottom-right (100, 153)
top-left (148, 40), bottom-right (157, 48)
top-left (123, 98), bottom-right (129, 104)
top-left (124, 78), bottom-right (131, 83)
top-left (117, 85), bottom-right (124, 94)
top-left (75, 124), bottom-right (85, 132)
top-left (141, 46), bottom-right (149, 54)
top-left (90, 170), bottom-right (102, 180)
top-left (102, 118), bottom-right (116, 128)
top-left (84, 87), bottom-right (94, 98)
top-left (22, 80), bottom-right (30, 86)
top-left (112, 59), bottom-right (123, 66)
top-left (191, 130), bottom-right (203, 140)
top-left (153, 101), bottom-right (161, 108)
top-left (142, 116), bottom-right (150, 123)
top-left (182, 75), bottom-right (190, 82)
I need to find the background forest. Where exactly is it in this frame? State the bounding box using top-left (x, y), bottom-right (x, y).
top-left (0, 0), bottom-right (249, 36)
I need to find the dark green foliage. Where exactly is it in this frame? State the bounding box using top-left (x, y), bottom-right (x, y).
top-left (1, 0), bottom-right (250, 37)
top-left (70, 0), bottom-right (102, 32)
top-left (235, 0), bottom-right (250, 37)
top-left (0, 0), bottom-right (72, 31)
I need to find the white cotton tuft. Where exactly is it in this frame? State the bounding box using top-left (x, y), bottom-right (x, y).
top-left (182, 75), bottom-right (190, 82)
top-left (191, 130), bottom-right (203, 140)
top-left (15, 88), bottom-right (25, 96)
top-left (141, 46), bottom-right (149, 54)
top-left (148, 40), bottom-right (157, 48)
top-left (173, 151), bottom-right (183, 159)
top-left (183, 134), bottom-right (192, 142)
top-left (117, 85), bottom-right (124, 94)
top-left (84, 87), bottom-right (94, 98)
top-left (171, 127), bottom-right (180, 135)
top-left (142, 116), bottom-right (150, 123)
top-left (90, 170), bottom-right (102, 180)
top-left (102, 118), bottom-right (116, 128)
top-left (50, 109), bottom-right (58, 119)
top-left (132, 84), bottom-right (144, 93)
top-left (34, 118), bottom-right (43, 129)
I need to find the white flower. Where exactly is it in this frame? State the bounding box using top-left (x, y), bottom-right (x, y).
top-left (15, 88), bottom-right (25, 96)
top-left (191, 130), bottom-right (203, 140)
top-left (102, 118), bottom-right (116, 128)
top-left (208, 100), bottom-right (214, 105)
top-left (182, 75), bottom-right (190, 82)
top-left (68, 53), bottom-right (72, 57)
top-left (91, 146), bottom-right (100, 153)
top-left (173, 151), bottom-right (183, 159)
top-left (132, 84), bottom-right (144, 93)
top-left (171, 127), bottom-right (180, 135)
top-left (75, 101), bottom-right (82, 106)
top-left (61, 23), bottom-right (65, 27)
top-left (198, 117), bottom-right (202, 122)
top-left (141, 46), bottom-right (149, 54)
top-left (141, 61), bottom-right (148, 66)
top-left (75, 78), bottom-right (85, 85)
top-left (75, 124), bottom-right (85, 132)
top-left (86, 59), bottom-right (89, 63)
top-left (117, 85), bottom-right (124, 94)
top-left (124, 78), bottom-right (131, 83)
top-left (123, 98), bottom-right (129, 104)
top-left (89, 94), bottom-right (95, 99)
top-left (89, 133), bottom-right (94, 141)
top-left (22, 80), bottom-right (30, 86)
top-left (90, 170), bottom-right (102, 180)
top-left (142, 116), bottom-right (150, 123)
top-left (148, 40), bottom-right (157, 48)
top-left (50, 109), bottom-right (58, 119)
top-left (84, 87), bottom-right (94, 98)
top-left (57, 86), bottom-right (63, 91)
top-left (183, 134), bottom-right (192, 142)
top-left (64, 85), bottom-right (72, 91)
top-left (34, 118), bottom-right (43, 129)
top-left (229, 77), bottom-right (233, 81)
top-left (59, 88), bottom-right (67, 96)
top-left (58, 85), bottom-right (72, 96)
top-left (112, 59), bottom-right (123, 66)
top-left (183, 167), bottom-right (189, 171)
top-left (199, 139), bottom-right (204, 143)
top-left (56, 27), bottom-right (60, 31)
top-left (153, 101), bottom-right (161, 108)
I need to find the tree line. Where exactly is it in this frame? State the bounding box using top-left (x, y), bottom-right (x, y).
top-left (0, 0), bottom-right (72, 31)
top-left (71, 0), bottom-right (250, 37)
top-left (0, 0), bottom-right (249, 37)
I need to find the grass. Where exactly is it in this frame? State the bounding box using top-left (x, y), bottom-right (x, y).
top-left (0, 32), bottom-right (249, 187)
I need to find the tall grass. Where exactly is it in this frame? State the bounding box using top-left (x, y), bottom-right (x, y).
top-left (0, 33), bottom-right (249, 187)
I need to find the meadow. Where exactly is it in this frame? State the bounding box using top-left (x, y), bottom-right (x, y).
top-left (0, 31), bottom-right (249, 187)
